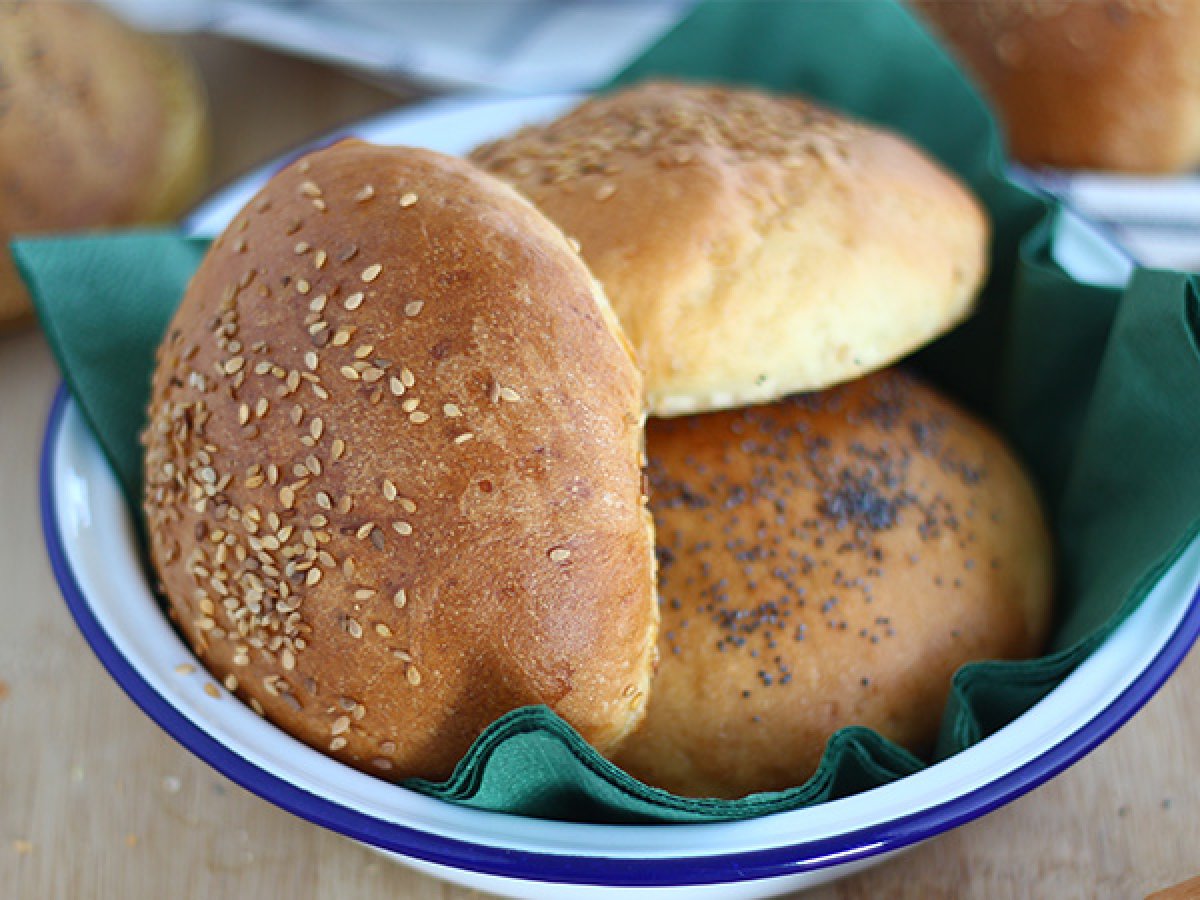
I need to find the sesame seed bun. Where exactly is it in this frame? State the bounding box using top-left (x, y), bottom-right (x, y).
top-left (0, 1), bottom-right (210, 329)
top-left (613, 369), bottom-right (1052, 799)
top-left (143, 140), bottom-right (658, 780)
top-left (471, 83), bottom-right (989, 416)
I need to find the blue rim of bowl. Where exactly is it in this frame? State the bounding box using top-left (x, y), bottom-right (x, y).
top-left (39, 383), bottom-right (1200, 887)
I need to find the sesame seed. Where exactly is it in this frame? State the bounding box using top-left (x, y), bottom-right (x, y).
top-left (362, 367), bottom-right (384, 383)
top-left (355, 185), bottom-right (375, 202)
top-left (255, 397), bottom-right (269, 417)
top-left (174, 663), bottom-right (196, 675)
top-left (354, 344), bottom-right (374, 360)
top-left (310, 417), bottom-right (324, 440)
top-left (331, 439), bottom-right (346, 461)
top-left (306, 568), bottom-right (322, 587)
top-left (443, 403), bottom-right (461, 418)
top-left (344, 292), bottom-right (364, 311)
top-left (340, 366), bottom-right (360, 381)
top-left (409, 411), bottom-right (429, 424)
top-left (203, 683), bottom-right (220, 699)
top-left (374, 623), bottom-right (392, 637)
top-left (296, 279), bottom-right (311, 295)
top-left (399, 192), bottom-right (418, 208)
top-left (224, 357), bottom-right (245, 375)
top-left (454, 433), bottom-right (474, 444)
top-left (595, 183), bottom-right (617, 201)
top-left (404, 301), bottom-right (424, 317)
top-left (400, 368), bottom-right (415, 387)
top-left (401, 397), bottom-right (419, 413)
top-left (372, 758), bottom-right (393, 771)
top-left (332, 327), bottom-right (353, 347)
top-left (361, 264), bottom-right (383, 283)
top-left (331, 715), bottom-right (351, 735)
top-left (223, 674), bottom-right (239, 692)
top-left (391, 521), bottom-right (413, 536)
top-left (304, 351), bottom-right (318, 370)
top-left (312, 198), bottom-right (327, 212)
top-left (498, 386), bottom-right (521, 403)
top-left (314, 250), bottom-right (327, 269)
top-left (299, 180), bottom-right (322, 197)
top-left (354, 588), bottom-right (376, 600)
top-left (398, 497), bottom-right (417, 514)
top-left (279, 486), bottom-right (295, 509)
top-left (549, 547), bottom-right (571, 563)
top-left (329, 736), bottom-right (347, 752)
top-left (393, 589), bottom-right (407, 608)
top-left (382, 480), bottom-right (398, 501)
top-left (406, 665), bottom-right (421, 686)
top-left (238, 404), bottom-right (251, 426)
top-left (388, 376), bottom-right (405, 396)
top-left (346, 619), bottom-right (363, 639)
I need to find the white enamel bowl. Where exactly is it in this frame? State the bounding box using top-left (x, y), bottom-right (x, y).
top-left (41, 95), bottom-right (1200, 898)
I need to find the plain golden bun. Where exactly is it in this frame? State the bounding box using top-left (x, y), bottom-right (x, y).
top-left (613, 369), bottom-right (1053, 799)
top-left (914, 0), bottom-right (1200, 173)
top-left (0, 0), bottom-right (210, 328)
top-left (471, 82), bottom-right (989, 416)
top-left (143, 140), bottom-right (658, 780)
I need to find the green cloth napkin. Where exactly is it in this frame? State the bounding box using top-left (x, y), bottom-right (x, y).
top-left (14, 0), bottom-right (1200, 824)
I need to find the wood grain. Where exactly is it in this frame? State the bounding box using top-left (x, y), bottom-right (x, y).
top-left (1, 33), bottom-right (1196, 900)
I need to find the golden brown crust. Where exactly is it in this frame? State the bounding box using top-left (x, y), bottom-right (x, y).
top-left (471, 82), bottom-right (989, 416)
top-left (613, 370), bottom-right (1053, 799)
top-left (143, 141), bottom-right (657, 780)
top-left (914, 0), bottom-right (1200, 173)
top-left (0, 1), bottom-right (210, 324)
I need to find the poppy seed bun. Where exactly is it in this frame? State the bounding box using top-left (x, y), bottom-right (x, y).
top-left (0, 1), bottom-right (209, 328)
top-left (613, 370), bottom-right (1052, 799)
top-left (471, 83), bottom-right (989, 416)
top-left (143, 140), bottom-right (658, 780)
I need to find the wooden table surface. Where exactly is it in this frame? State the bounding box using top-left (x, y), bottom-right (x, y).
top-left (2, 35), bottom-right (1197, 900)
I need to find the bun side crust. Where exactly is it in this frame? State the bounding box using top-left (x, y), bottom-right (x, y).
top-left (143, 141), bottom-right (657, 780)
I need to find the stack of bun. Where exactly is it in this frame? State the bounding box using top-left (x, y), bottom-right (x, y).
top-left (474, 83), bottom-right (1053, 797)
top-left (145, 81), bottom-right (1053, 798)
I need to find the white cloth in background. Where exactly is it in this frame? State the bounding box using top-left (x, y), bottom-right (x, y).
top-left (97, 0), bottom-right (695, 92)
top-left (1017, 168), bottom-right (1200, 274)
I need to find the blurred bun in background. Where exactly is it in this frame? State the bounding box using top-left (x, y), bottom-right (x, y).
top-left (914, 0), bottom-right (1200, 173)
top-left (0, 1), bottom-right (210, 329)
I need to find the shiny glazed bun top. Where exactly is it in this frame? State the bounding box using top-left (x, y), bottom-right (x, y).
top-left (472, 82), bottom-right (990, 416)
top-left (614, 370), bottom-right (1053, 799)
top-left (143, 140), bottom-right (658, 780)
